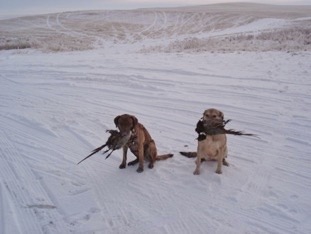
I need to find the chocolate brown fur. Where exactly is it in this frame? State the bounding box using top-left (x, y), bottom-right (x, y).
top-left (114, 114), bottom-right (173, 173)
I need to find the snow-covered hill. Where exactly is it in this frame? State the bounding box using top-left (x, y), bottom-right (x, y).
top-left (1, 3), bottom-right (311, 52)
top-left (0, 3), bottom-right (310, 234)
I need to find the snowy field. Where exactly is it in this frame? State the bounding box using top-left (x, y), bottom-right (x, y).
top-left (0, 3), bottom-right (311, 234)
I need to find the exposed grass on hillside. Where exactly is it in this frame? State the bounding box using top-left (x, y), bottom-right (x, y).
top-left (1, 6), bottom-right (310, 52)
top-left (141, 27), bottom-right (311, 53)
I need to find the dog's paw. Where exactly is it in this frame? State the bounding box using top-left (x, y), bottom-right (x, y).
top-left (193, 169), bottom-right (200, 175)
top-left (223, 159), bottom-right (229, 166)
top-left (128, 159), bottom-right (138, 166)
top-left (136, 167), bottom-right (144, 173)
top-left (215, 169), bottom-right (222, 174)
top-left (119, 164), bottom-right (126, 169)
top-left (148, 164), bottom-right (154, 169)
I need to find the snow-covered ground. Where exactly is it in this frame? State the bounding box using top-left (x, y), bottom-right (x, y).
top-left (0, 3), bottom-right (311, 234)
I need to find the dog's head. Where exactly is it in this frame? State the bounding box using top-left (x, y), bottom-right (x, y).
top-left (114, 114), bottom-right (138, 136)
top-left (202, 108), bottom-right (224, 123)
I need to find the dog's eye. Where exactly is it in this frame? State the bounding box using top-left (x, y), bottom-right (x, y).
top-left (212, 115), bottom-right (217, 118)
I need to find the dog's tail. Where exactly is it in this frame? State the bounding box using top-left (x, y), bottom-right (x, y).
top-left (156, 154), bottom-right (174, 161)
top-left (179, 151), bottom-right (197, 158)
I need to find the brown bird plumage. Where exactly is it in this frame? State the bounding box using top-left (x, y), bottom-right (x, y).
top-left (196, 119), bottom-right (256, 139)
top-left (180, 119), bottom-right (256, 158)
top-left (77, 130), bottom-right (131, 165)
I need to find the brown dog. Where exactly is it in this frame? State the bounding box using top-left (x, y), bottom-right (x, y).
top-left (193, 108), bottom-right (229, 175)
top-left (114, 114), bottom-right (173, 173)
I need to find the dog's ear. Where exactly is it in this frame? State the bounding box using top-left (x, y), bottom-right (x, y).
top-left (219, 111), bottom-right (224, 120)
top-left (114, 115), bottom-right (121, 127)
top-left (131, 116), bottom-right (138, 128)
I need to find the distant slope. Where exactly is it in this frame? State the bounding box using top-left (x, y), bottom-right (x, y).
top-left (165, 3), bottom-right (311, 17)
top-left (0, 3), bottom-right (310, 52)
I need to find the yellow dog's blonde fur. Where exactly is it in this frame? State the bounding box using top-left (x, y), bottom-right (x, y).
top-left (193, 108), bottom-right (229, 175)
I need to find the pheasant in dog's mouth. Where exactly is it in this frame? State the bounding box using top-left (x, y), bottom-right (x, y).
top-left (77, 130), bottom-right (131, 165)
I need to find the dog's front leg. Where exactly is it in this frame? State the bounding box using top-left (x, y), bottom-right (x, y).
top-left (193, 155), bottom-right (202, 175)
top-left (136, 144), bottom-right (144, 173)
top-left (215, 149), bottom-right (223, 174)
top-left (119, 145), bottom-right (128, 169)
top-left (222, 146), bottom-right (229, 166)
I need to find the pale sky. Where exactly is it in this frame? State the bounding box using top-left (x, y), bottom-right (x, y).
top-left (1, 0), bottom-right (311, 15)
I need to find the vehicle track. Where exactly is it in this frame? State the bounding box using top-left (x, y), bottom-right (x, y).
top-left (0, 129), bottom-right (69, 233)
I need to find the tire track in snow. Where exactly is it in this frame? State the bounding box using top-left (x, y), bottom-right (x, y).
top-left (0, 78), bottom-right (96, 231)
top-left (47, 13), bottom-right (82, 37)
top-left (53, 11), bottom-right (130, 46)
top-left (79, 163), bottom-right (130, 231)
top-left (0, 130), bottom-right (69, 233)
top-left (170, 12), bottom-right (187, 36)
top-left (46, 14), bottom-right (56, 31)
top-left (137, 11), bottom-right (158, 39)
top-left (55, 12), bottom-right (97, 39)
top-left (0, 115), bottom-right (101, 232)
top-left (154, 11), bottom-right (168, 35)
top-left (175, 12), bottom-right (198, 35)
top-left (0, 179), bottom-right (21, 234)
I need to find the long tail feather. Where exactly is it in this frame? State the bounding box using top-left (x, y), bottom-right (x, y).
top-left (105, 150), bottom-right (115, 159)
top-left (77, 144), bottom-right (107, 165)
top-left (102, 148), bottom-right (110, 155)
top-left (224, 129), bottom-right (257, 137)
